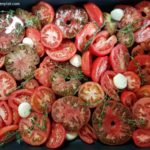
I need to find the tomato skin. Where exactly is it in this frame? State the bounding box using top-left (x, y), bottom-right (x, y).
top-left (46, 41), bottom-right (77, 62)
top-left (110, 44), bottom-right (130, 73)
top-left (81, 51), bottom-right (93, 77)
top-left (90, 31), bottom-right (117, 56)
top-left (0, 55), bottom-right (5, 68)
top-left (0, 101), bottom-right (12, 126)
top-left (84, 3), bottom-right (103, 27)
top-left (0, 116), bottom-right (5, 128)
top-left (136, 85), bottom-right (150, 99)
top-left (121, 91), bottom-right (137, 109)
top-left (133, 129), bottom-right (150, 147)
top-left (91, 56), bottom-right (109, 82)
top-left (46, 123), bottom-right (66, 149)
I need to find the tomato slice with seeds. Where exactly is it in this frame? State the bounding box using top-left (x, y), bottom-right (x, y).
top-left (24, 79), bottom-right (39, 90)
top-left (132, 97), bottom-right (150, 129)
top-left (46, 41), bottom-right (77, 62)
top-left (19, 112), bottom-right (50, 146)
top-left (52, 96), bottom-right (91, 132)
top-left (46, 123), bottom-right (66, 149)
top-left (136, 85), bottom-right (150, 99)
top-left (78, 82), bottom-right (105, 108)
top-left (41, 24), bottom-right (63, 49)
top-left (0, 71), bottom-right (16, 100)
top-left (31, 86), bottom-right (55, 113)
top-left (0, 101), bottom-right (12, 126)
top-left (8, 89), bottom-right (32, 110)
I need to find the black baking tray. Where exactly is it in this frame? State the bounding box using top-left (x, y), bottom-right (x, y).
top-left (0, 0), bottom-right (149, 150)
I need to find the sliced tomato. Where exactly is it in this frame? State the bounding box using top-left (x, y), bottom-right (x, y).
top-left (8, 89), bottom-right (32, 110)
top-left (75, 22), bottom-right (99, 51)
top-left (124, 71), bottom-right (141, 91)
top-left (79, 124), bottom-right (97, 144)
top-left (90, 31), bottom-right (117, 56)
top-left (24, 79), bottom-right (39, 90)
top-left (12, 110), bottom-right (20, 125)
top-left (121, 91), bottom-right (137, 109)
top-left (100, 71), bottom-right (120, 101)
top-left (84, 3), bottom-right (103, 27)
top-left (46, 123), bottom-right (66, 149)
top-left (133, 129), bottom-right (150, 147)
top-left (19, 112), bottom-right (50, 146)
top-left (78, 82), bottom-right (105, 108)
top-left (135, 1), bottom-right (150, 19)
top-left (31, 86), bottom-right (55, 113)
top-left (132, 97), bottom-right (150, 129)
top-left (0, 101), bottom-right (12, 125)
top-left (81, 51), bottom-right (93, 77)
top-left (41, 24), bottom-right (63, 49)
top-left (0, 55), bottom-right (5, 68)
top-left (110, 44), bottom-right (130, 73)
top-left (35, 42), bottom-right (45, 57)
top-left (128, 55), bottom-right (150, 84)
top-left (136, 85), bottom-right (150, 99)
top-left (46, 41), bottom-right (77, 62)
top-left (91, 56), bottom-right (109, 82)
top-left (118, 6), bottom-right (142, 29)
top-left (32, 1), bottom-right (54, 26)
top-left (52, 96), bottom-right (91, 132)
top-left (0, 116), bottom-right (5, 128)
top-left (134, 19), bottom-right (150, 43)
top-left (0, 71), bottom-right (16, 100)
top-left (92, 101), bottom-right (132, 145)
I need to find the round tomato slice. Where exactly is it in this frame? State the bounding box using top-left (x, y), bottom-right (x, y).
top-left (78, 82), bottom-right (105, 108)
top-left (84, 3), bottom-right (103, 27)
top-left (24, 79), bottom-right (39, 90)
top-left (8, 89), bottom-right (32, 110)
top-left (121, 91), bottom-right (137, 109)
top-left (32, 1), bottom-right (54, 26)
top-left (52, 96), bottom-right (91, 132)
top-left (91, 56), bottom-right (109, 82)
top-left (110, 44), bottom-right (130, 73)
top-left (46, 123), bottom-right (66, 149)
top-left (19, 112), bottom-right (50, 146)
top-left (133, 129), bottom-right (150, 148)
top-left (46, 41), bottom-right (77, 62)
top-left (81, 51), bottom-right (93, 77)
top-left (75, 22), bottom-right (99, 52)
top-left (79, 124), bottom-right (97, 144)
top-left (136, 85), bottom-right (150, 99)
top-left (41, 24), bottom-right (63, 49)
top-left (0, 55), bottom-right (5, 68)
top-left (128, 55), bottom-right (150, 84)
top-left (135, 1), bottom-right (150, 19)
top-left (12, 109), bottom-right (20, 125)
top-left (0, 71), bottom-right (16, 100)
top-left (100, 71), bottom-right (120, 101)
top-left (132, 97), bottom-right (150, 129)
top-left (31, 86), bottom-right (55, 113)
top-left (0, 101), bottom-right (12, 125)
top-left (90, 31), bottom-right (117, 56)
top-left (92, 101), bottom-right (132, 145)
top-left (124, 71), bottom-right (141, 91)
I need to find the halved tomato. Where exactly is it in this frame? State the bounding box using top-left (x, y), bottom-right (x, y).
top-left (78, 82), bottom-right (105, 108)
top-left (41, 24), bottom-right (63, 49)
top-left (91, 56), bottom-right (109, 82)
top-left (46, 123), bottom-right (66, 149)
top-left (46, 41), bottom-right (77, 62)
top-left (32, 1), bottom-right (54, 26)
top-left (132, 97), bottom-right (150, 129)
top-left (0, 55), bottom-right (5, 68)
top-left (0, 101), bottom-right (12, 125)
top-left (24, 79), bottom-right (39, 90)
top-left (8, 89), bottom-right (32, 110)
top-left (19, 112), bottom-right (50, 146)
top-left (124, 71), bottom-right (141, 91)
top-left (100, 71), bottom-right (120, 101)
top-left (90, 31), bottom-right (117, 56)
top-left (133, 129), bottom-right (150, 147)
top-left (81, 51), bottom-right (93, 77)
top-left (136, 85), bottom-right (150, 99)
top-left (52, 96), bottom-right (91, 132)
top-left (79, 124), bottom-right (97, 144)
top-left (31, 86), bottom-right (55, 113)
top-left (0, 70), bottom-right (16, 100)
top-left (84, 3), bottom-right (103, 27)
top-left (110, 44), bottom-right (130, 73)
